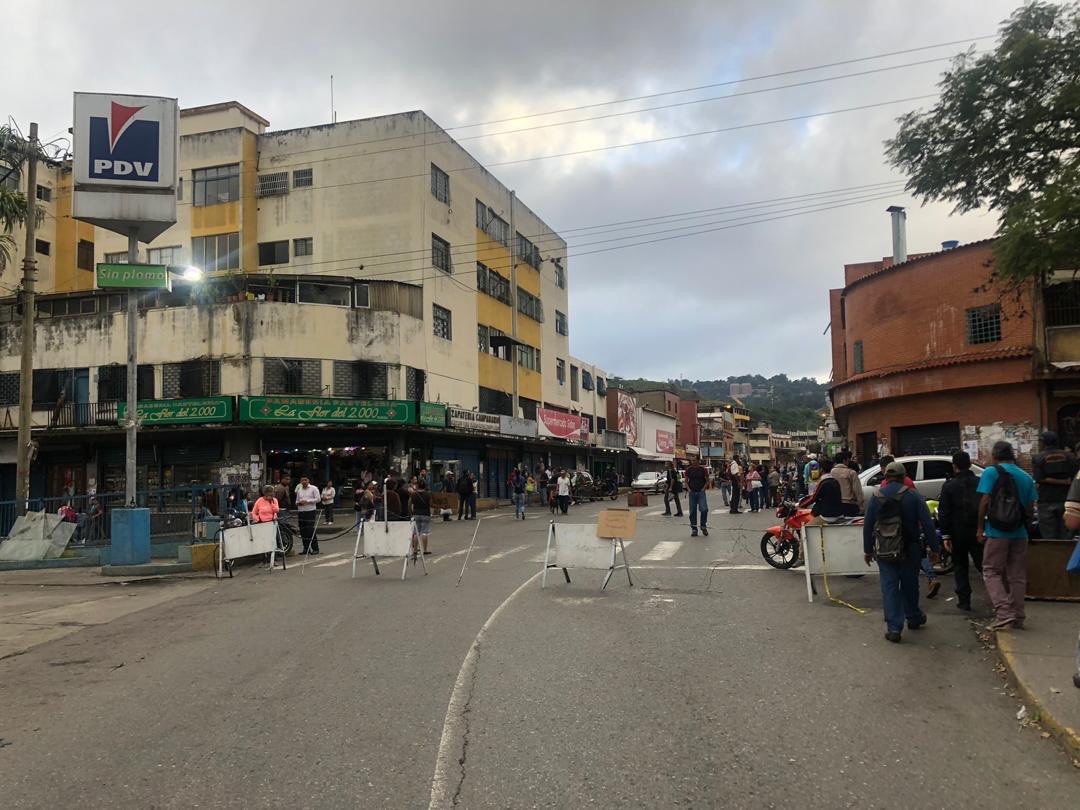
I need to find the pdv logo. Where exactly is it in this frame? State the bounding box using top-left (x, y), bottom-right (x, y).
top-left (88, 101), bottom-right (159, 182)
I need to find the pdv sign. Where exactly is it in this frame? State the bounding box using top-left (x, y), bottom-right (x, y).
top-left (73, 93), bottom-right (177, 190)
top-left (72, 93), bottom-right (178, 242)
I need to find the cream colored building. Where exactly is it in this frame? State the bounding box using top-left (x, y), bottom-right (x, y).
top-left (0, 102), bottom-right (622, 501)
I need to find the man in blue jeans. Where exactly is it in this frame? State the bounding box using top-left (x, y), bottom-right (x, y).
top-left (863, 461), bottom-right (940, 643)
top-left (685, 458), bottom-right (709, 537)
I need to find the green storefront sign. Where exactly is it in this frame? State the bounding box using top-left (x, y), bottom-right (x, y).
top-left (239, 396), bottom-right (416, 425)
top-left (96, 263), bottom-right (171, 289)
top-left (118, 397), bottom-right (234, 425)
top-left (419, 402), bottom-right (447, 427)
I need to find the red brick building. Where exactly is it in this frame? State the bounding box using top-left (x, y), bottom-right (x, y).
top-left (828, 238), bottom-right (1080, 469)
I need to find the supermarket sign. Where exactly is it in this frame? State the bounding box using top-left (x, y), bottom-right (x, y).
top-left (118, 396), bottom-right (233, 425)
top-left (238, 396), bottom-right (415, 425)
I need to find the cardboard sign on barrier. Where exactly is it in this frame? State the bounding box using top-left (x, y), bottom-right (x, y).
top-left (596, 509), bottom-right (637, 540)
top-left (542, 522), bottom-right (634, 590)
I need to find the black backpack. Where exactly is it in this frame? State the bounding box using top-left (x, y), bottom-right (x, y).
top-left (987, 465), bottom-right (1026, 532)
top-left (873, 487), bottom-right (909, 562)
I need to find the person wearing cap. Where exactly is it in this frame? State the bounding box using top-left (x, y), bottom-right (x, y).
top-left (863, 460), bottom-right (940, 643)
top-left (1032, 430), bottom-right (1078, 540)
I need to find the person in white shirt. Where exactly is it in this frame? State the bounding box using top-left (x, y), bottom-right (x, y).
top-left (728, 457), bottom-right (744, 514)
top-left (556, 470), bottom-right (572, 515)
top-left (320, 481), bottom-right (337, 526)
top-left (294, 476), bottom-right (322, 554)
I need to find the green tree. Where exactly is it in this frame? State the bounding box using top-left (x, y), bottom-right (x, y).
top-left (0, 126), bottom-right (35, 273)
top-left (885, 2), bottom-right (1080, 284)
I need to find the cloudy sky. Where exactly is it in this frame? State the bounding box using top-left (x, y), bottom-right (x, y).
top-left (9, 0), bottom-right (1024, 382)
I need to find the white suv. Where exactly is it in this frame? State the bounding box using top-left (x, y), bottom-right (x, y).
top-left (858, 455), bottom-right (985, 503)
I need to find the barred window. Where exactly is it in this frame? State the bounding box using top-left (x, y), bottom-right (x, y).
top-left (293, 168), bottom-right (313, 188)
top-left (257, 171), bottom-right (289, 197)
top-left (477, 262), bottom-right (512, 305)
top-left (431, 163), bottom-right (450, 204)
top-left (555, 310), bottom-right (568, 336)
top-left (478, 324), bottom-right (489, 352)
top-left (554, 263), bottom-right (565, 289)
top-left (517, 344), bottom-right (541, 372)
top-left (853, 340), bottom-right (864, 374)
top-left (517, 232), bottom-right (541, 269)
top-left (965, 305), bottom-right (1001, 345)
top-left (475, 200), bottom-right (509, 246)
top-left (517, 287), bottom-right (543, 322)
top-left (294, 237), bottom-right (313, 257)
top-left (193, 164), bottom-right (240, 207)
top-left (432, 234), bottom-right (451, 273)
top-left (433, 304), bottom-right (452, 340)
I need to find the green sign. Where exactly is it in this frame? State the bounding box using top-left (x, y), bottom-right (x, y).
top-left (419, 402), bottom-right (447, 427)
top-left (239, 396), bottom-right (416, 425)
top-left (118, 397), bottom-right (234, 425)
top-left (96, 263), bottom-right (171, 289)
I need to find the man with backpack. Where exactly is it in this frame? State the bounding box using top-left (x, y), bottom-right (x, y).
top-left (685, 458), bottom-right (709, 537)
top-left (977, 441), bottom-right (1037, 630)
top-left (804, 455), bottom-right (823, 496)
top-left (937, 450), bottom-right (982, 611)
top-left (863, 461), bottom-right (940, 643)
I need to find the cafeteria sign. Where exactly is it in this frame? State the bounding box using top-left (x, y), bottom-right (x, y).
top-left (118, 396), bottom-right (233, 425)
top-left (239, 396), bottom-right (415, 425)
top-left (96, 262), bottom-right (171, 289)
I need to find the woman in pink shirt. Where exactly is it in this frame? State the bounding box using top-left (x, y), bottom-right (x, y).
top-left (250, 486), bottom-right (280, 523)
top-left (745, 465), bottom-right (763, 513)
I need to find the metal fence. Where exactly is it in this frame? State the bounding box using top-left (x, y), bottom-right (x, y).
top-left (0, 484), bottom-right (231, 546)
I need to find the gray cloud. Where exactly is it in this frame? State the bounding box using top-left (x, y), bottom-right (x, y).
top-left (8, 0), bottom-right (1024, 381)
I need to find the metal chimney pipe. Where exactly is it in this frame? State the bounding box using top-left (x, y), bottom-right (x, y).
top-left (886, 205), bottom-right (907, 264)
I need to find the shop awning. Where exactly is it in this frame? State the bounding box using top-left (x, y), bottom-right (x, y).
top-left (628, 446), bottom-right (670, 462)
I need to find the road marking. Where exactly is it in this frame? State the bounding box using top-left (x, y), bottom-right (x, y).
top-left (640, 541), bottom-right (682, 560)
top-left (636, 563), bottom-right (775, 571)
top-left (429, 570), bottom-right (543, 808)
top-left (313, 557), bottom-right (352, 568)
top-left (430, 548), bottom-right (470, 564)
top-left (645, 510), bottom-right (665, 517)
top-left (476, 544), bottom-right (531, 564)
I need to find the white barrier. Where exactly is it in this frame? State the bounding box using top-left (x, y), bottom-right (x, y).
top-left (218, 520), bottom-right (282, 577)
top-left (541, 522), bottom-right (633, 589)
top-left (351, 519), bottom-right (427, 580)
top-left (801, 522), bottom-right (876, 609)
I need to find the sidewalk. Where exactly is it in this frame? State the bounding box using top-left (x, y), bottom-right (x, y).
top-left (994, 601), bottom-right (1080, 759)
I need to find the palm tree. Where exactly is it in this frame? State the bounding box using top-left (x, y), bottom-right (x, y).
top-left (0, 125), bottom-right (36, 273)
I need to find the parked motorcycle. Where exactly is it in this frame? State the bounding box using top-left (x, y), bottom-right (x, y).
top-left (761, 501), bottom-right (814, 569)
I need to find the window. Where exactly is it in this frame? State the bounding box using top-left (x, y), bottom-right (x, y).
top-left (97, 364), bottom-right (154, 401)
top-left (35, 185), bottom-right (51, 202)
top-left (555, 310), bottom-right (568, 336)
top-left (431, 163), bottom-right (450, 204)
top-left (476, 262), bottom-right (512, 305)
top-left (432, 234), bottom-right (451, 273)
top-left (570, 364), bottom-right (579, 401)
top-left (32, 368), bottom-right (86, 404)
top-left (853, 340), bottom-right (864, 374)
top-left (966, 304), bottom-right (1002, 345)
top-left (556, 358), bottom-right (566, 385)
top-left (105, 251), bottom-right (128, 264)
top-left (596, 377), bottom-right (606, 396)
top-left (335, 360), bottom-right (387, 399)
top-left (192, 164), bottom-right (240, 207)
top-left (354, 283), bottom-right (370, 308)
top-left (298, 281), bottom-right (351, 307)
top-left (517, 287), bottom-right (543, 322)
top-left (923, 460), bottom-right (954, 482)
top-left (258, 240), bottom-right (290, 266)
top-left (517, 344), bottom-right (541, 372)
top-left (173, 361), bottom-right (220, 398)
top-left (293, 168), bottom-right (313, 188)
top-left (192, 233), bottom-right (240, 273)
top-left (257, 171), bottom-right (289, 197)
top-left (77, 240), bottom-right (94, 271)
top-left (148, 245), bottom-right (181, 266)
top-left (282, 360), bottom-right (305, 395)
top-left (293, 237), bottom-right (313, 258)
top-left (177, 177), bottom-right (183, 201)
top-left (582, 370), bottom-right (594, 391)
top-left (475, 200), bottom-right (509, 246)
top-left (554, 263), bottom-right (565, 289)
top-left (35, 239), bottom-right (50, 256)
top-left (263, 358), bottom-right (319, 396)
top-left (0, 165), bottom-right (19, 192)
top-left (517, 232), bottom-right (541, 268)
top-left (478, 325), bottom-right (508, 359)
top-left (433, 303), bottom-right (452, 340)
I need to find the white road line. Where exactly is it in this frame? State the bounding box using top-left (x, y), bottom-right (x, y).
top-left (476, 544), bottom-right (531, 564)
top-left (430, 548), bottom-right (470, 564)
top-left (645, 510), bottom-right (665, 517)
top-left (640, 541), bottom-right (683, 561)
top-left (429, 570), bottom-right (543, 808)
top-left (313, 557), bottom-right (352, 568)
top-left (636, 564), bottom-right (775, 571)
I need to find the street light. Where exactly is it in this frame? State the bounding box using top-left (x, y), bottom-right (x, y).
top-left (180, 265), bottom-right (203, 282)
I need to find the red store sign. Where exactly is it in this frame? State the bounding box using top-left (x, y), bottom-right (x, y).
top-left (656, 429), bottom-right (675, 454)
top-left (537, 408), bottom-right (587, 441)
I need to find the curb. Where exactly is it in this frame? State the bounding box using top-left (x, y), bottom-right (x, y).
top-left (995, 629), bottom-right (1080, 760)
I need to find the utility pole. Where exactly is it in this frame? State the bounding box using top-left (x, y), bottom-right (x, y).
top-left (508, 189), bottom-right (519, 419)
top-left (125, 230), bottom-right (138, 506)
top-left (15, 123), bottom-right (38, 516)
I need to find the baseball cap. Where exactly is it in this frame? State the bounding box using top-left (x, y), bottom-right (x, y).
top-left (884, 461), bottom-right (907, 478)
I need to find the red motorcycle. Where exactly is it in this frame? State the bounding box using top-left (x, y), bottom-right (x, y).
top-left (761, 501), bottom-right (814, 569)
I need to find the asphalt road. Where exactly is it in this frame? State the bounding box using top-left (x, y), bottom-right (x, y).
top-left (1, 497), bottom-right (1076, 808)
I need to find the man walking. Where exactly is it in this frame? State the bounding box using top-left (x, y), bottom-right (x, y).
top-left (863, 461), bottom-right (940, 643)
top-left (937, 450), bottom-right (982, 611)
top-left (663, 461), bottom-right (684, 517)
top-left (685, 457), bottom-right (709, 537)
top-left (718, 465), bottom-right (732, 507)
top-left (510, 468), bottom-right (527, 520)
top-left (556, 469), bottom-right (572, 515)
top-left (832, 450), bottom-right (865, 517)
top-left (977, 441), bottom-right (1037, 630)
top-left (1032, 431), bottom-right (1078, 540)
top-left (320, 480), bottom-right (336, 526)
top-left (456, 471), bottom-right (473, 520)
top-left (728, 456), bottom-right (743, 514)
top-left (294, 475), bottom-right (322, 554)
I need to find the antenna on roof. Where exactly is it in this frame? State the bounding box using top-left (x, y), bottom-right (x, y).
top-left (330, 74), bottom-right (336, 124)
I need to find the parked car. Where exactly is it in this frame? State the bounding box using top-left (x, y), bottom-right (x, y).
top-left (631, 471), bottom-right (666, 493)
top-left (858, 455), bottom-right (984, 503)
